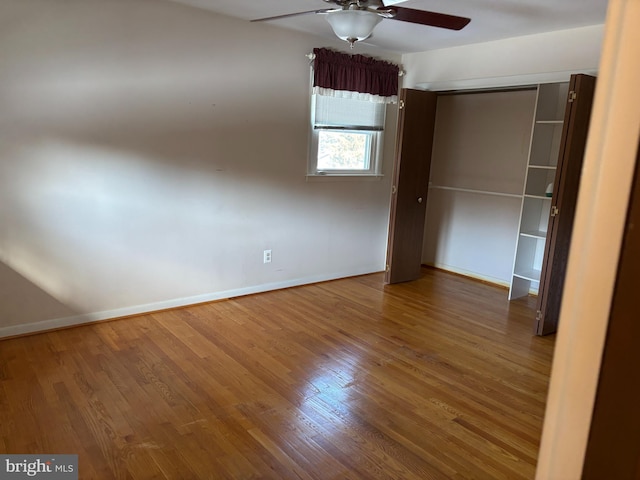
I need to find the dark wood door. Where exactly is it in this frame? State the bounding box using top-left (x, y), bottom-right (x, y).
top-left (582, 138), bottom-right (640, 478)
top-left (535, 74), bottom-right (597, 335)
top-left (385, 88), bottom-right (437, 284)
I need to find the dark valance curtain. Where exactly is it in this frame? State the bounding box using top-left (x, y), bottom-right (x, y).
top-left (312, 47), bottom-right (399, 103)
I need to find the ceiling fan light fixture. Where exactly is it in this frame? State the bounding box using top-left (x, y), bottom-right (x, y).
top-left (326, 10), bottom-right (382, 48)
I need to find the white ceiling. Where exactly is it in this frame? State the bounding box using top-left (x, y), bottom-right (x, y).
top-left (164, 0), bottom-right (609, 54)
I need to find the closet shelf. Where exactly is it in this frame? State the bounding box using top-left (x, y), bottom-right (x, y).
top-left (520, 230), bottom-right (547, 239)
top-left (513, 268), bottom-right (541, 282)
top-left (429, 185), bottom-right (521, 199)
top-left (528, 165), bottom-right (557, 170)
top-left (524, 194), bottom-right (552, 200)
top-left (510, 80), bottom-right (570, 303)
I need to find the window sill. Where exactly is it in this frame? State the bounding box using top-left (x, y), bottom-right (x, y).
top-left (306, 174), bottom-right (384, 182)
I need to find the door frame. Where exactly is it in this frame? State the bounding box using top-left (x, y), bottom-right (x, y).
top-left (536, 0), bottom-right (640, 475)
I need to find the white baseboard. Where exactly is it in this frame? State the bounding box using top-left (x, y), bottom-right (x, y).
top-left (0, 267), bottom-right (382, 339)
top-left (426, 262), bottom-right (511, 289)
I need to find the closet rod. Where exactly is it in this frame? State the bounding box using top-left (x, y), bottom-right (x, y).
top-left (429, 185), bottom-right (522, 199)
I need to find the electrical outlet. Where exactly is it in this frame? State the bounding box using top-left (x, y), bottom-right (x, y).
top-left (263, 249), bottom-right (272, 264)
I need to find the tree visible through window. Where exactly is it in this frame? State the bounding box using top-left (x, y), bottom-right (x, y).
top-left (317, 131), bottom-right (371, 170)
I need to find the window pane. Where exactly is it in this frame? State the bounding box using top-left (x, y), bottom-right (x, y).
top-left (317, 131), bottom-right (371, 170)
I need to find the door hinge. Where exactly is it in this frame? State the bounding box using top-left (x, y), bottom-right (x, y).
top-left (568, 90), bottom-right (577, 103)
top-left (536, 310), bottom-right (543, 321)
top-left (399, 100), bottom-right (405, 110)
top-left (391, 185), bottom-right (397, 194)
top-left (385, 263), bottom-right (390, 272)
top-left (551, 206), bottom-right (560, 217)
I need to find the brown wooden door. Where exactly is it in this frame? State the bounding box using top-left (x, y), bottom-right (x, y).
top-left (535, 74), bottom-right (597, 335)
top-left (385, 88), bottom-right (437, 284)
top-left (582, 138), bottom-right (640, 478)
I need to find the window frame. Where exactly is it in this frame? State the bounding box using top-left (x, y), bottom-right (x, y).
top-left (307, 92), bottom-right (386, 178)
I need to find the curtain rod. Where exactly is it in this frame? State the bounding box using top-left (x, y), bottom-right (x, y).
top-left (306, 53), bottom-right (405, 77)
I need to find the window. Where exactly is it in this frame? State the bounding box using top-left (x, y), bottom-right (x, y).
top-left (308, 93), bottom-right (386, 176)
top-left (306, 47), bottom-right (399, 177)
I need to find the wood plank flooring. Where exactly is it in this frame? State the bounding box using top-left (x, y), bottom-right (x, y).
top-left (0, 267), bottom-right (555, 479)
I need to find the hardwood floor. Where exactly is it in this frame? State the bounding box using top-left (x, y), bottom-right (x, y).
top-left (0, 267), bottom-right (555, 479)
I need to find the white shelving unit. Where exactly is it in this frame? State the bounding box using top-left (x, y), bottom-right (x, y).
top-left (509, 82), bottom-right (569, 300)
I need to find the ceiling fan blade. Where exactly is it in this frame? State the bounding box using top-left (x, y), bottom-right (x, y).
top-left (384, 6), bottom-right (470, 30)
top-left (251, 9), bottom-right (338, 22)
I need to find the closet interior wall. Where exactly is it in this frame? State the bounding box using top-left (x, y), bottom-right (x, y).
top-left (422, 89), bottom-right (537, 286)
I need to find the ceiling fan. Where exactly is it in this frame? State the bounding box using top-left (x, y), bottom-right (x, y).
top-left (251, 0), bottom-right (471, 48)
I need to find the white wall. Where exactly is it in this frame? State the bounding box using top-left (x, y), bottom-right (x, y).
top-left (0, 0), bottom-right (400, 336)
top-left (402, 24), bottom-right (604, 90)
